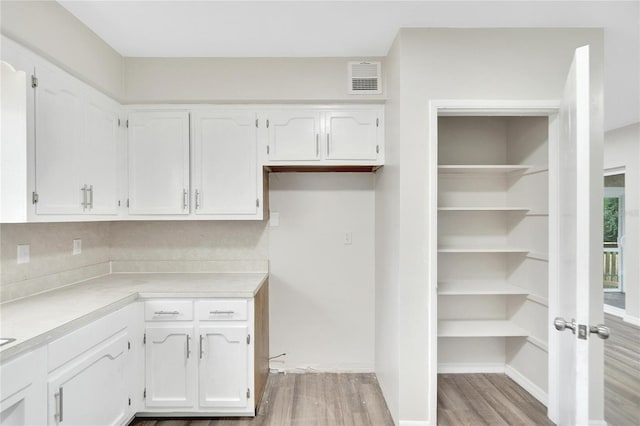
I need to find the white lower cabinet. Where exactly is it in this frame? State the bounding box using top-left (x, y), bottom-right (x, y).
top-left (144, 326), bottom-right (197, 408)
top-left (198, 325), bottom-right (249, 408)
top-left (47, 332), bottom-right (129, 426)
top-left (0, 347), bottom-right (47, 426)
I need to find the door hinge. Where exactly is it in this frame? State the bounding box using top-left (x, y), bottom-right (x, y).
top-left (266, 119), bottom-right (269, 128)
top-left (246, 388), bottom-right (250, 399)
top-left (32, 191), bottom-right (39, 204)
top-left (128, 397), bottom-right (131, 406)
top-left (376, 145), bottom-right (380, 154)
top-left (31, 75), bottom-right (38, 88)
top-left (376, 117), bottom-right (379, 127)
top-left (256, 199), bottom-right (260, 208)
top-left (143, 388), bottom-right (146, 399)
top-left (127, 341), bottom-right (131, 350)
top-left (266, 145), bottom-right (270, 155)
top-left (255, 119), bottom-right (259, 128)
top-left (126, 119), bottom-right (129, 128)
top-left (247, 334), bottom-right (251, 345)
top-left (143, 333), bottom-right (146, 345)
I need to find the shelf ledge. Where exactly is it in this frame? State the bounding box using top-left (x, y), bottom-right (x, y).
top-left (438, 320), bottom-right (530, 337)
top-left (438, 281), bottom-right (529, 296)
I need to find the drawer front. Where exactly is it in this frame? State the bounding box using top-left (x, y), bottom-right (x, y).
top-left (196, 299), bottom-right (248, 321)
top-left (145, 300), bottom-right (193, 321)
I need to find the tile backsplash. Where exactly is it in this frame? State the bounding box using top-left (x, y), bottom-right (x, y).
top-left (0, 220), bottom-right (268, 302)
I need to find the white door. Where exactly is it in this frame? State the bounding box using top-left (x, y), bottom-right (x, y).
top-left (47, 334), bottom-right (128, 426)
top-left (198, 325), bottom-right (249, 409)
top-left (145, 326), bottom-right (196, 408)
top-left (265, 111), bottom-right (322, 161)
top-left (34, 64), bottom-right (84, 214)
top-left (81, 95), bottom-right (119, 215)
top-left (549, 45), bottom-right (607, 425)
top-left (128, 111), bottom-right (190, 215)
top-left (192, 111), bottom-right (259, 215)
top-left (325, 110), bottom-right (379, 161)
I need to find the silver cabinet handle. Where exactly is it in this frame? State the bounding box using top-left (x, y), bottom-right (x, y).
top-left (88, 185), bottom-right (93, 209)
top-left (195, 189), bottom-right (200, 210)
top-left (81, 184), bottom-right (87, 209)
top-left (210, 310), bottom-right (235, 314)
top-left (55, 387), bottom-right (64, 422)
top-left (326, 134), bottom-right (330, 156)
top-left (154, 310), bottom-right (180, 315)
top-left (182, 189), bottom-right (188, 210)
top-left (316, 134), bottom-right (319, 157)
top-left (186, 335), bottom-right (191, 358)
top-left (199, 334), bottom-right (204, 359)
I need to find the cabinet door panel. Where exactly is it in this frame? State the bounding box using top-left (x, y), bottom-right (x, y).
top-left (198, 325), bottom-right (249, 409)
top-left (145, 326), bottom-right (196, 408)
top-left (47, 333), bottom-right (128, 426)
top-left (193, 111), bottom-right (258, 215)
top-left (82, 96), bottom-right (119, 215)
top-left (325, 110), bottom-right (379, 161)
top-left (34, 65), bottom-right (83, 214)
top-left (266, 111), bottom-right (321, 161)
top-left (128, 112), bottom-right (190, 215)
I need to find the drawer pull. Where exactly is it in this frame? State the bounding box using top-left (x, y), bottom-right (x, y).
top-left (210, 310), bottom-right (235, 315)
top-left (55, 387), bottom-right (64, 422)
top-left (154, 310), bottom-right (180, 315)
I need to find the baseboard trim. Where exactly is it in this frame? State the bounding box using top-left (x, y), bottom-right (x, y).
top-left (399, 421), bottom-right (430, 426)
top-left (504, 365), bottom-right (548, 407)
top-left (437, 363), bottom-right (505, 374)
top-left (589, 420), bottom-right (607, 426)
top-left (603, 304), bottom-right (625, 318)
top-left (624, 314), bottom-right (640, 327)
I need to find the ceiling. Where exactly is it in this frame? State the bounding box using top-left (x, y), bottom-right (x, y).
top-left (58, 0), bottom-right (640, 130)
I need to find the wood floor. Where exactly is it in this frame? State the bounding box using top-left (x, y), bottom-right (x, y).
top-left (605, 313), bottom-right (640, 426)
top-left (437, 373), bottom-right (553, 425)
top-left (129, 373), bottom-right (395, 426)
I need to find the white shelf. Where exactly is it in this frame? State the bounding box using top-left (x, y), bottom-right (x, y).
top-left (438, 320), bottom-right (529, 337)
top-left (438, 165), bottom-right (531, 175)
top-left (438, 281), bottom-right (529, 296)
top-left (438, 246), bottom-right (529, 254)
top-left (438, 206), bottom-right (530, 212)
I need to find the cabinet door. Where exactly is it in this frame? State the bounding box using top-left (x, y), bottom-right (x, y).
top-left (325, 110), bottom-right (380, 161)
top-left (145, 326), bottom-right (196, 408)
top-left (128, 111), bottom-right (190, 215)
top-left (192, 111), bottom-right (258, 215)
top-left (34, 64), bottom-right (84, 214)
top-left (81, 95), bottom-right (119, 215)
top-left (265, 111), bottom-right (321, 161)
top-left (47, 333), bottom-right (128, 426)
top-left (198, 325), bottom-right (249, 409)
top-left (1, 347), bottom-right (47, 426)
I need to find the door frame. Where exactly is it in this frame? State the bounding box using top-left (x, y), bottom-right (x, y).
top-left (603, 167), bottom-right (626, 295)
top-left (427, 100), bottom-right (561, 426)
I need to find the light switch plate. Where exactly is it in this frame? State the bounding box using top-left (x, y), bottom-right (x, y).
top-left (343, 232), bottom-right (353, 245)
top-left (73, 239), bottom-right (82, 255)
top-left (17, 244), bottom-right (30, 264)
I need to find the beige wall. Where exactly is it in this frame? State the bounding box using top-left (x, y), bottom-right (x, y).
top-left (124, 56), bottom-right (385, 103)
top-left (604, 123), bottom-right (640, 325)
top-left (374, 28), bottom-right (605, 423)
top-left (0, 1), bottom-right (125, 100)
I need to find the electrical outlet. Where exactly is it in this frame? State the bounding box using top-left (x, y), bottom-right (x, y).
top-left (73, 239), bottom-right (82, 255)
top-left (17, 244), bottom-right (30, 264)
top-left (343, 232), bottom-right (352, 245)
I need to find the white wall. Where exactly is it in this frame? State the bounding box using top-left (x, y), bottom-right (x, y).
top-left (0, 1), bottom-right (125, 100)
top-left (268, 173), bottom-right (375, 372)
top-left (374, 28), bottom-right (605, 424)
top-left (604, 123), bottom-right (640, 326)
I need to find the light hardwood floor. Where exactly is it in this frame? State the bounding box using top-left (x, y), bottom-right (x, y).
top-left (605, 313), bottom-right (640, 426)
top-left (437, 373), bottom-right (553, 426)
top-left (129, 373), bottom-right (395, 426)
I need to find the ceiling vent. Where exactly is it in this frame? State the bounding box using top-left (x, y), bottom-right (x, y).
top-left (348, 61), bottom-right (382, 94)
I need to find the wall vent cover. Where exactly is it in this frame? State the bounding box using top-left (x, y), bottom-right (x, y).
top-left (348, 61), bottom-right (382, 94)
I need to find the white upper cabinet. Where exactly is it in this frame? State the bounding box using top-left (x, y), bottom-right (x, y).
top-left (192, 111), bottom-right (260, 216)
top-left (262, 106), bottom-right (384, 166)
top-left (325, 110), bottom-right (380, 161)
top-left (128, 111), bottom-right (190, 215)
top-left (34, 64), bottom-right (84, 215)
top-left (265, 110), bottom-right (322, 161)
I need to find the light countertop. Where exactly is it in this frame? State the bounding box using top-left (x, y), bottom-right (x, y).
top-left (0, 272), bottom-right (268, 361)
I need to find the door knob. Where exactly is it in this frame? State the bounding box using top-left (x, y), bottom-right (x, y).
top-left (554, 317), bottom-right (576, 333)
top-left (589, 324), bottom-right (610, 340)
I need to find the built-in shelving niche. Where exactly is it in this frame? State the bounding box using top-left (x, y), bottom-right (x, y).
top-left (436, 115), bottom-right (549, 398)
